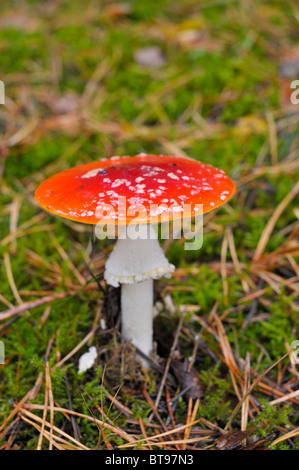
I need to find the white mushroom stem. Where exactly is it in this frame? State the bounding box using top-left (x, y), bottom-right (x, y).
top-left (121, 279), bottom-right (153, 358)
top-left (104, 224), bottom-right (175, 366)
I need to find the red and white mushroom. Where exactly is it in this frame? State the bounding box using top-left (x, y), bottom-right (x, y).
top-left (35, 154), bottom-right (235, 365)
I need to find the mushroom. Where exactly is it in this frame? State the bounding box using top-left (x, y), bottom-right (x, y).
top-left (35, 154), bottom-right (235, 366)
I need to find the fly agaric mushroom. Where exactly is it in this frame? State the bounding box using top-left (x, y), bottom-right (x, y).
top-left (35, 154), bottom-right (235, 365)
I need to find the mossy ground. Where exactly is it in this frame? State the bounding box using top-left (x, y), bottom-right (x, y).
top-left (0, 0), bottom-right (298, 450)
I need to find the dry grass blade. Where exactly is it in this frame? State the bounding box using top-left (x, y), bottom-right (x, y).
top-left (9, 195), bottom-right (22, 255)
top-left (37, 356), bottom-right (49, 448)
top-left (47, 359), bottom-right (54, 449)
top-left (120, 436), bottom-right (210, 448)
top-left (64, 374), bottom-right (81, 442)
top-left (0, 211), bottom-right (47, 247)
top-left (265, 110), bottom-right (278, 165)
top-left (227, 227), bottom-right (251, 294)
top-left (254, 180), bottom-right (299, 261)
top-left (0, 291), bottom-right (75, 321)
top-left (225, 352), bottom-right (290, 430)
top-left (19, 414), bottom-right (85, 450)
top-left (269, 390), bottom-right (299, 406)
top-left (54, 307), bottom-right (101, 369)
top-left (38, 338), bottom-right (55, 450)
top-left (0, 417), bottom-right (20, 443)
top-left (137, 418), bottom-right (150, 450)
top-left (165, 388), bottom-right (181, 442)
top-left (182, 398), bottom-right (200, 450)
top-left (213, 315), bottom-right (242, 402)
top-left (118, 419), bottom-right (202, 448)
top-left (0, 372), bottom-right (43, 433)
top-left (212, 312), bottom-right (240, 378)
top-left (221, 229), bottom-right (229, 306)
top-left (105, 391), bottom-right (133, 418)
top-left (150, 312), bottom-right (186, 421)
top-left (0, 293), bottom-right (14, 310)
top-left (142, 384), bottom-right (175, 445)
top-left (50, 234), bottom-right (86, 286)
top-left (1, 225), bottom-right (56, 247)
top-left (38, 306), bottom-right (51, 330)
top-left (22, 404), bottom-right (136, 443)
top-left (19, 408), bottom-right (89, 450)
top-left (3, 252), bottom-right (23, 305)
top-left (238, 159), bottom-right (299, 185)
top-left (271, 427), bottom-right (299, 447)
top-left (241, 352), bottom-right (251, 445)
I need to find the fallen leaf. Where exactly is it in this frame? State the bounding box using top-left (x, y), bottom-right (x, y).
top-left (216, 430), bottom-right (250, 450)
top-left (170, 355), bottom-right (202, 400)
top-left (0, 13), bottom-right (39, 32)
top-left (233, 115), bottom-right (268, 137)
top-left (134, 46), bottom-right (166, 68)
top-left (177, 29), bottom-right (222, 52)
top-left (279, 46), bottom-right (299, 79)
top-left (42, 114), bottom-right (83, 134)
top-left (104, 2), bottom-right (132, 19)
top-left (39, 92), bottom-right (80, 115)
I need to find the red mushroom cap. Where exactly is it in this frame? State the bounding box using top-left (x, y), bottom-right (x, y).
top-left (35, 154), bottom-right (235, 225)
